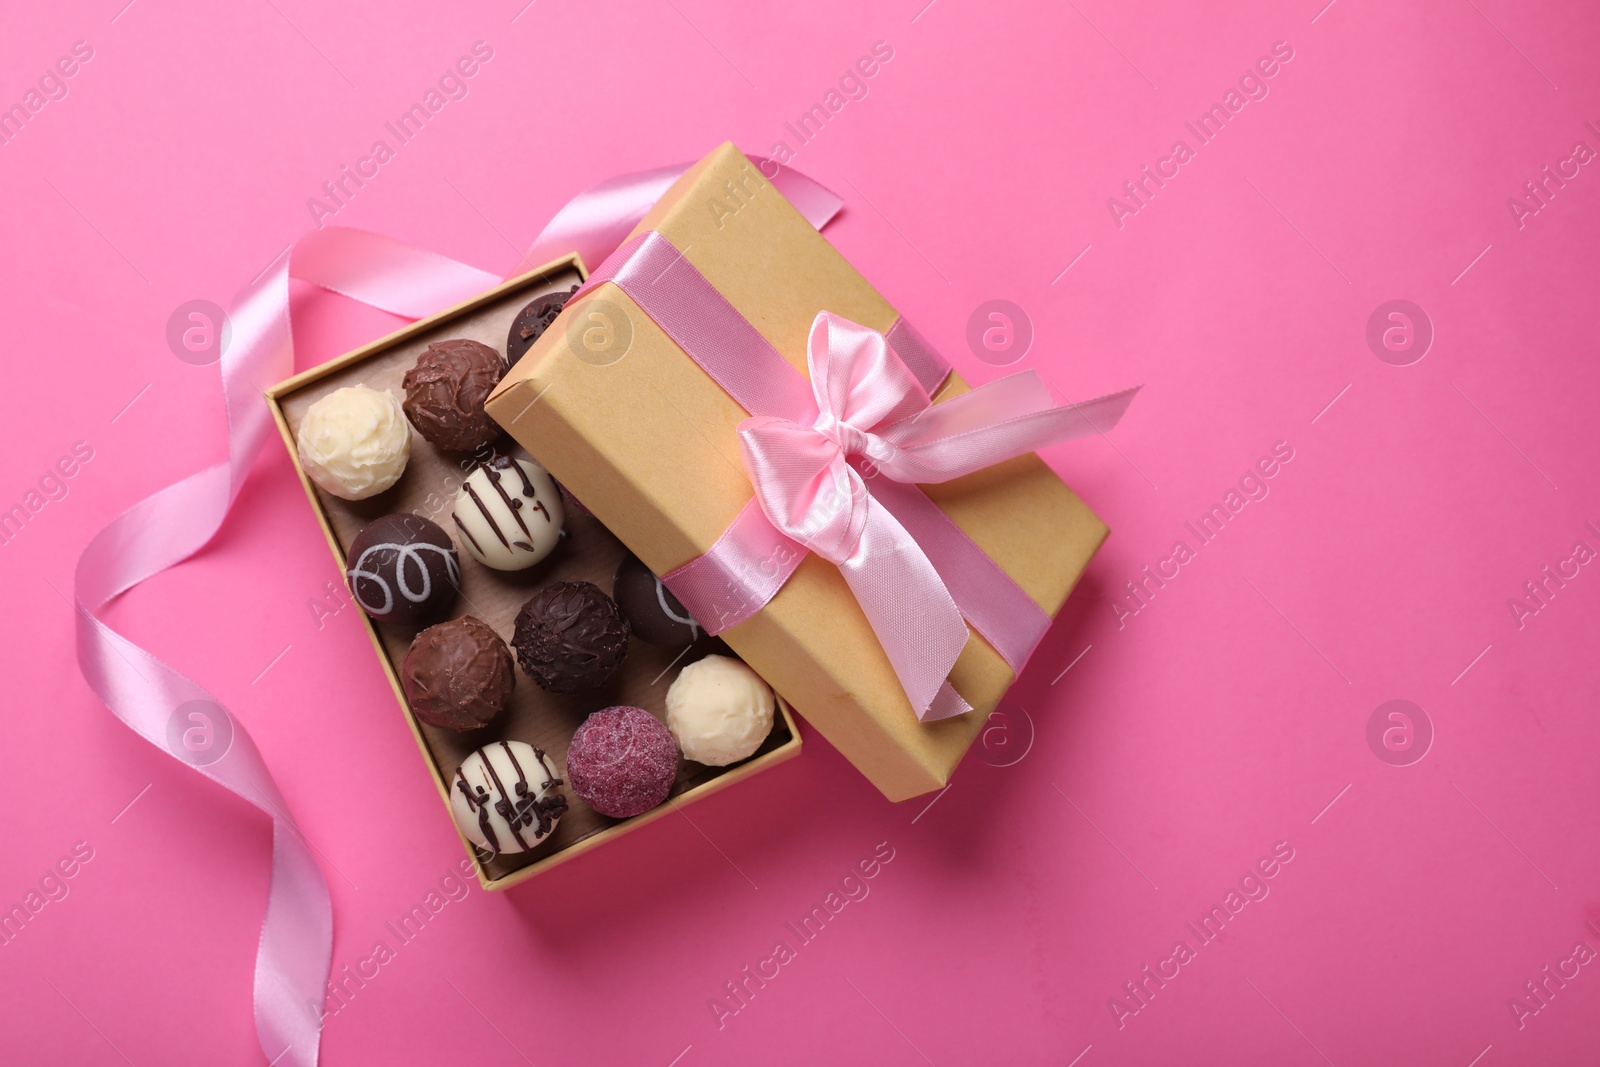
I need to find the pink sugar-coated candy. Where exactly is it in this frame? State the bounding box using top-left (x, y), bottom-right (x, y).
top-left (565, 705), bottom-right (679, 818)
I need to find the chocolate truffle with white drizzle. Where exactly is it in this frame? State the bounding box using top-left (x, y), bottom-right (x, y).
top-left (450, 455), bottom-right (565, 571)
top-left (613, 553), bottom-right (704, 647)
top-left (345, 514), bottom-right (460, 626)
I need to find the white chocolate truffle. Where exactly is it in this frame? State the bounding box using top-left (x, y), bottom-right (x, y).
top-left (452, 456), bottom-right (565, 571)
top-left (297, 385), bottom-right (411, 500)
top-left (665, 655), bottom-right (776, 766)
top-left (450, 741), bottom-right (567, 855)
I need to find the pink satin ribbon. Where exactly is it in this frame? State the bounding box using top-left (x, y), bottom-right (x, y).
top-left (521, 160), bottom-right (842, 277)
top-left (580, 229), bottom-right (1139, 722)
top-left (73, 157), bottom-right (840, 1066)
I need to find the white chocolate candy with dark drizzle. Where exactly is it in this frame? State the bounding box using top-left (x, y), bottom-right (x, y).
top-left (450, 740), bottom-right (567, 855)
top-left (451, 456), bottom-right (565, 571)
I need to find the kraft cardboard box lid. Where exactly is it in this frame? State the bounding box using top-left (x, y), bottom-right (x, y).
top-left (487, 144), bottom-right (1107, 801)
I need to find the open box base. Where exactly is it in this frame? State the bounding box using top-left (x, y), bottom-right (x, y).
top-left (265, 255), bottom-right (801, 890)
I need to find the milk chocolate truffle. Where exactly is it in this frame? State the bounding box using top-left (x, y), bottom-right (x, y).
top-left (345, 514), bottom-right (460, 626)
top-left (402, 339), bottom-right (506, 453)
top-left (613, 554), bottom-right (702, 646)
top-left (297, 385), bottom-right (411, 500)
top-left (566, 706), bottom-right (679, 818)
top-left (452, 456), bottom-right (565, 571)
top-left (450, 740), bottom-right (567, 855)
top-left (400, 616), bottom-right (514, 731)
top-left (512, 581), bottom-right (629, 693)
top-left (506, 285), bottom-right (578, 366)
top-left (665, 655), bottom-right (775, 766)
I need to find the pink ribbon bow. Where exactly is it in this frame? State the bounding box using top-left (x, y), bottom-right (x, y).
top-left (738, 312), bottom-right (1140, 722)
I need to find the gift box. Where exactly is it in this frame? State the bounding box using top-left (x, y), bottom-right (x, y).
top-left (486, 144), bottom-right (1112, 802)
top-left (266, 258), bottom-right (801, 890)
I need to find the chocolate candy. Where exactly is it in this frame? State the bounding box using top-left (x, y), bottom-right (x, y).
top-left (345, 514), bottom-right (460, 626)
top-left (400, 616), bottom-right (515, 731)
top-left (297, 385), bottom-right (411, 500)
top-left (613, 553), bottom-right (702, 646)
top-left (450, 740), bottom-right (567, 855)
top-left (512, 581), bottom-right (629, 693)
top-left (401, 339), bottom-right (506, 453)
top-left (665, 655), bottom-right (775, 766)
top-left (506, 286), bottom-right (578, 366)
top-left (452, 456), bottom-right (565, 571)
top-left (566, 706), bottom-right (679, 818)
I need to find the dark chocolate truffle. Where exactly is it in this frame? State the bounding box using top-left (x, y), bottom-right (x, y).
top-left (401, 339), bottom-right (506, 452)
top-left (400, 616), bottom-right (515, 731)
top-left (566, 706), bottom-right (678, 818)
top-left (346, 514), bottom-right (460, 626)
top-left (613, 553), bottom-right (703, 646)
top-left (512, 580), bottom-right (629, 693)
top-left (506, 286), bottom-right (578, 366)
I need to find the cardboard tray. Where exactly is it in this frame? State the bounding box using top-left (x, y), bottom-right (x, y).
top-left (265, 254), bottom-right (801, 890)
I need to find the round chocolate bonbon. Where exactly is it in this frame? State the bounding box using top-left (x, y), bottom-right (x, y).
top-left (665, 655), bottom-right (776, 766)
top-left (506, 286), bottom-right (578, 366)
top-left (565, 705), bottom-right (679, 818)
top-left (345, 514), bottom-right (460, 626)
top-left (613, 553), bottom-right (702, 647)
top-left (401, 339), bottom-right (507, 453)
top-left (452, 456), bottom-right (565, 571)
top-left (450, 740), bottom-right (567, 855)
top-left (297, 385), bottom-right (411, 500)
top-left (512, 581), bottom-right (629, 693)
top-left (400, 616), bottom-right (515, 731)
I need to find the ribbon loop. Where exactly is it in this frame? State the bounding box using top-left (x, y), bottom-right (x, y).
top-left (807, 313), bottom-right (930, 431)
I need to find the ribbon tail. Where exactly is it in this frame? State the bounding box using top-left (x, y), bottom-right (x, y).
top-left (520, 152), bottom-right (842, 276)
top-left (762, 158), bottom-right (845, 230)
top-left (291, 229), bottom-right (502, 319)
top-left (68, 224), bottom-right (506, 1067)
top-left (836, 500), bottom-right (972, 722)
top-left (256, 819), bottom-right (336, 1067)
top-left (866, 473), bottom-right (1050, 676)
top-left (876, 383), bottom-right (1142, 484)
top-left (520, 162), bottom-right (689, 279)
top-left (76, 512), bottom-right (333, 1067)
top-left (926, 682), bottom-right (974, 722)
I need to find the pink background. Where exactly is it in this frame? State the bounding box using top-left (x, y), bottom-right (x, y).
top-left (4, 0), bottom-right (1600, 1063)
